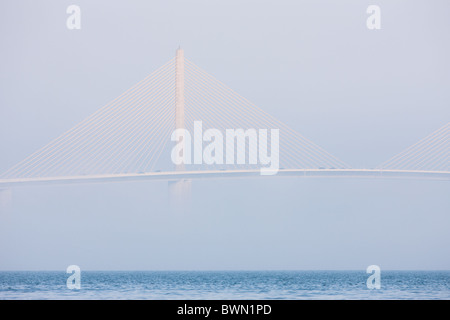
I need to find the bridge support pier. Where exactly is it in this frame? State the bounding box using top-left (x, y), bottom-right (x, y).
top-left (0, 188), bottom-right (12, 214)
top-left (168, 179), bottom-right (191, 213)
top-left (169, 48), bottom-right (191, 213)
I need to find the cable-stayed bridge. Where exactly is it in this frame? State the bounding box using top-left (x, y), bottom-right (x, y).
top-left (0, 49), bottom-right (449, 193)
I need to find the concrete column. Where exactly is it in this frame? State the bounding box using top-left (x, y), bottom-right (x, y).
top-left (175, 48), bottom-right (185, 172)
top-left (169, 48), bottom-right (191, 212)
top-left (168, 179), bottom-right (191, 213)
top-left (0, 188), bottom-right (12, 214)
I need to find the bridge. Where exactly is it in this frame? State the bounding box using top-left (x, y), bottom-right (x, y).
top-left (0, 48), bottom-right (448, 204)
top-left (0, 169), bottom-right (448, 188)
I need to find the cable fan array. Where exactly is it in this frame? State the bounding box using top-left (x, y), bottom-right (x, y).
top-left (377, 123), bottom-right (449, 172)
top-left (1, 52), bottom-right (447, 180)
top-left (1, 59), bottom-right (177, 178)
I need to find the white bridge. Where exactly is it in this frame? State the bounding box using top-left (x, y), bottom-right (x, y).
top-left (0, 169), bottom-right (449, 188)
top-left (0, 49), bottom-right (448, 201)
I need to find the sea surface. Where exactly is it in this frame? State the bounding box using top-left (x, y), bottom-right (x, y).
top-left (0, 271), bottom-right (449, 300)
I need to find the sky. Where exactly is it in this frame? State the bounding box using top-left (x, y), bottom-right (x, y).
top-left (0, 0), bottom-right (449, 270)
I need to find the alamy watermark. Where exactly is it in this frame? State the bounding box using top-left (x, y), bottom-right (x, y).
top-left (366, 5), bottom-right (381, 30)
top-left (66, 5), bottom-right (81, 30)
top-left (171, 121), bottom-right (280, 175)
top-left (66, 265), bottom-right (81, 289)
top-left (366, 265), bottom-right (381, 289)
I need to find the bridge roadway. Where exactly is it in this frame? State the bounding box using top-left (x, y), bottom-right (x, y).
top-left (0, 169), bottom-right (448, 187)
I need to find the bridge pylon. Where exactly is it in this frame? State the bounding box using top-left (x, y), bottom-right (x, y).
top-left (0, 188), bottom-right (12, 214)
top-left (168, 179), bottom-right (191, 212)
top-left (169, 47), bottom-right (192, 211)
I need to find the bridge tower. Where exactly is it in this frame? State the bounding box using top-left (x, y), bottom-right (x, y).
top-left (168, 48), bottom-right (191, 211)
top-left (0, 188), bottom-right (12, 214)
top-left (174, 47), bottom-right (185, 171)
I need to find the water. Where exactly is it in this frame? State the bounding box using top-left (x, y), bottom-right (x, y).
top-left (0, 271), bottom-right (449, 300)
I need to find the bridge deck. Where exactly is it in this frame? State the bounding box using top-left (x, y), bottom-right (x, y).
top-left (0, 169), bottom-right (448, 187)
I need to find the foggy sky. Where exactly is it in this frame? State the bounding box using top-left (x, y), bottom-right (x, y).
top-left (0, 0), bottom-right (449, 270)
